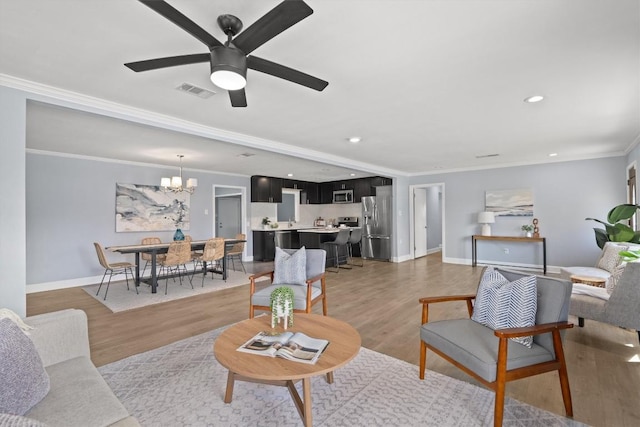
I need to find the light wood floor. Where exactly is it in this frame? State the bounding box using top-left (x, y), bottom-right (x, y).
top-left (27, 253), bottom-right (639, 427)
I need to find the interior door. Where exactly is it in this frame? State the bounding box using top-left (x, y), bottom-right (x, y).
top-left (414, 188), bottom-right (428, 258)
top-left (216, 195), bottom-right (241, 239)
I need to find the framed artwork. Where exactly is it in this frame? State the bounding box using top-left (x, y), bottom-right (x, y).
top-left (485, 188), bottom-right (533, 217)
top-left (115, 183), bottom-right (190, 232)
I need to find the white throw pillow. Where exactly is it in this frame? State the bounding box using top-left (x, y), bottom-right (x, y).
top-left (597, 243), bottom-right (627, 273)
top-left (272, 247), bottom-right (307, 286)
top-left (471, 267), bottom-right (538, 348)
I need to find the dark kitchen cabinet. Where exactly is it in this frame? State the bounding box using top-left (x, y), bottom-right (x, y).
top-left (320, 182), bottom-right (334, 204)
top-left (301, 182), bottom-right (320, 204)
top-left (251, 176), bottom-right (283, 203)
top-left (353, 178), bottom-right (374, 201)
top-left (253, 230), bottom-right (276, 261)
top-left (371, 176), bottom-right (393, 187)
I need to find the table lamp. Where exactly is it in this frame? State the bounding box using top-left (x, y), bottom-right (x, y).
top-left (478, 211), bottom-right (495, 236)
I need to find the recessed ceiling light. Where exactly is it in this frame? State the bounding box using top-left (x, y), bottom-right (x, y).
top-left (524, 95), bottom-right (544, 103)
top-left (350, 173), bottom-right (356, 177)
top-left (287, 173), bottom-right (293, 177)
top-left (348, 136), bottom-right (361, 143)
top-left (549, 153), bottom-right (558, 157)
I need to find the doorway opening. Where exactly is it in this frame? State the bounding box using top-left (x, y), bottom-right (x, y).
top-left (409, 183), bottom-right (445, 260)
top-left (213, 185), bottom-right (246, 242)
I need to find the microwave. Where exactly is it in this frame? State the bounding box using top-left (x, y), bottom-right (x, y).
top-left (332, 189), bottom-right (354, 204)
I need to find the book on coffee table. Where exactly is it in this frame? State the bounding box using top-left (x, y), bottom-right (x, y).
top-left (237, 331), bottom-right (329, 364)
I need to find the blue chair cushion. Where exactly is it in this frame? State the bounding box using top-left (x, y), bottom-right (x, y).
top-left (420, 319), bottom-right (553, 383)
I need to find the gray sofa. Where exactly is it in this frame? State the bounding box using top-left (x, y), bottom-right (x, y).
top-left (9, 309), bottom-right (139, 427)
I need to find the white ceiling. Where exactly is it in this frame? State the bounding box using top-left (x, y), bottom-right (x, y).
top-left (1, 0), bottom-right (639, 182)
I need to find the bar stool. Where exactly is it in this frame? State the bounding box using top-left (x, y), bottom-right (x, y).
top-left (325, 228), bottom-right (351, 273)
top-left (347, 228), bottom-right (364, 267)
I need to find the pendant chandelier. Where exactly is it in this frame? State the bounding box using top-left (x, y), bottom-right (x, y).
top-left (160, 155), bottom-right (197, 194)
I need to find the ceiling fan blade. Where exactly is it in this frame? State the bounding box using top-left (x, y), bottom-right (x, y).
top-left (125, 53), bottom-right (210, 72)
top-left (139, 0), bottom-right (223, 49)
top-left (248, 56), bottom-right (328, 91)
top-left (229, 89), bottom-right (247, 107)
top-left (232, 0), bottom-right (313, 55)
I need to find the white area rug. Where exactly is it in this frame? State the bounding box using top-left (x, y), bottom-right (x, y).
top-left (83, 269), bottom-right (266, 312)
top-left (99, 326), bottom-right (586, 427)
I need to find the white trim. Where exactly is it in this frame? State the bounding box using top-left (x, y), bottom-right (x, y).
top-left (26, 275), bottom-right (104, 293)
top-left (443, 256), bottom-right (562, 274)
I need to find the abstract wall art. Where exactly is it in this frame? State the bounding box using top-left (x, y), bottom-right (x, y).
top-left (115, 183), bottom-right (190, 232)
top-left (485, 188), bottom-right (533, 217)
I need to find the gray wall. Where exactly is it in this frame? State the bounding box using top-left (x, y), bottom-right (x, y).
top-left (403, 157), bottom-right (627, 269)
top-left (0, 87), bottom-right (27, 315)
top-left (26, 152), bottom-right (250, 287)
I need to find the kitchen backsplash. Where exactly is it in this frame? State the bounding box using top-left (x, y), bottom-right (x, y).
top-left (251, 202), bottom-right (362, 229)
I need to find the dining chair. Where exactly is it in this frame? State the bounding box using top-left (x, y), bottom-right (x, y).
top-left (140, 237), bottom-right (165, 278)
top-left (226, 233), bottom-right (246, 273)
top-left (93, 242), bottom-right (137, 300)
top-left (159, 241), bottom-right (193, 295)
top-left (193, 237), bottom-right (225, 286)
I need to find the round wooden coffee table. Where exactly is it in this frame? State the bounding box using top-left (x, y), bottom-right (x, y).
top-left (214, 314), bottom-right (361, 427)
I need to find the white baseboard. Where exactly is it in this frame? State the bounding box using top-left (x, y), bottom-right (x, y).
top-left (443, 257), bottom-right (561, 274)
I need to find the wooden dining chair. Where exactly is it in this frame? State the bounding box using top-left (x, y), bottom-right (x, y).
top-left (93, 242), bottom-right (137, 300)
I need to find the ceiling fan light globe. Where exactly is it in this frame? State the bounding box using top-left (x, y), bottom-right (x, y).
top-left (210, 70), bottom-right (246, 90)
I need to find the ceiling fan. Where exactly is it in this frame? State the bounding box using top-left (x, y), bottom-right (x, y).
top-left (124, 0), bottom-right (328, 107)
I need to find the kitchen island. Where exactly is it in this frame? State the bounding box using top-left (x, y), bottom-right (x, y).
top-left (253, 227), bottom-right (360, 267)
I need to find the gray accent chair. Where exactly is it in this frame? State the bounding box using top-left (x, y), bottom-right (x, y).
top-left (249, 249), bottom-right (327, 318)
top-left (419, 268), bottom-right (574, 427)
top-left (570, 262), bottom-right (640, 342)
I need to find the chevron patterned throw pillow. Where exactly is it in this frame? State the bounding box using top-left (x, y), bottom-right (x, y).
top-left (471, 267), bottom-right (538, 348)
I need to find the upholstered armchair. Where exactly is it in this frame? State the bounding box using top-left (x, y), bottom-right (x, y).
top-left (419, 267), bottom-right (574, 427)
top-left (570, 262), bottom-right (640, 342)
top-left (249, 248), bottom-right (327, 318)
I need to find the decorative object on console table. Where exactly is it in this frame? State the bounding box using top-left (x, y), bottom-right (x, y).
top-left (521, 224), bottom-right (534, 238)
top-left (270, 286), bottom-right (294, 329)
top-left (533, 218), bottom-right (540, 238)
top-left (477, 211), bottom-right (495, 236)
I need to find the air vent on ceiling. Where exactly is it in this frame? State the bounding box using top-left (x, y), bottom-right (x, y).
top-left (475, 153), bottom-right (500, 159)
top-left (237, 153), bottom-right (255, 158)
top-left (176, 83), bottom-right (215, 99)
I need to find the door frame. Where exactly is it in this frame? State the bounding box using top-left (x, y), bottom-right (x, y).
top-left (409, 183), bottom-right (445, 260)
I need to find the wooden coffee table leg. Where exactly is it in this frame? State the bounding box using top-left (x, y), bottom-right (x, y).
top-left (224, 371), bottom-right (235, 403)
top-left (302, 377), bottom-right (312, 427)
top-left (326, 371), bottom-right (334, 384)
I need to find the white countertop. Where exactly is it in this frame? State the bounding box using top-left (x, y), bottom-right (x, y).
top-left (253, 226), bottom-right (359, 233)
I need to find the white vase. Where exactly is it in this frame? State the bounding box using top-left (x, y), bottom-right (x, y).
top-left (526, 231), bottom-right (533, 238)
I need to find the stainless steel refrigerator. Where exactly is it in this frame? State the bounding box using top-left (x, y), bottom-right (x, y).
top-left (361, 186), bottom-right (392, 260)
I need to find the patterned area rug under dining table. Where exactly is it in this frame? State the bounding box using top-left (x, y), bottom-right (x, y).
top-left (98, 325), bottom-right (586, 427)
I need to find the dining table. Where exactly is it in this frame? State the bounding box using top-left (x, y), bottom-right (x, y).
top-left (107, 238), bottom-right (246, 293)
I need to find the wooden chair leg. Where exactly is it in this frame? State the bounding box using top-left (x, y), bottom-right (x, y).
top-left (553, 330), bottom-right (573, 416)
top-left (494, 338), bottom-right (509, 427)
top-left (419, 341), bottom-right (427, 380)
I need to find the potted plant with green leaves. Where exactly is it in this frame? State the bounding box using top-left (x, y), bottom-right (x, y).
top-left (586, 204), bottom-right (640, 249)
top-left (262, 217), bottom-right (271, 230)
top-left (521, 224), bottom-right (534, 237)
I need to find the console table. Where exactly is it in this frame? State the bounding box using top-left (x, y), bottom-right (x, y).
top-left (471, 235), bottom-right (547, 274)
